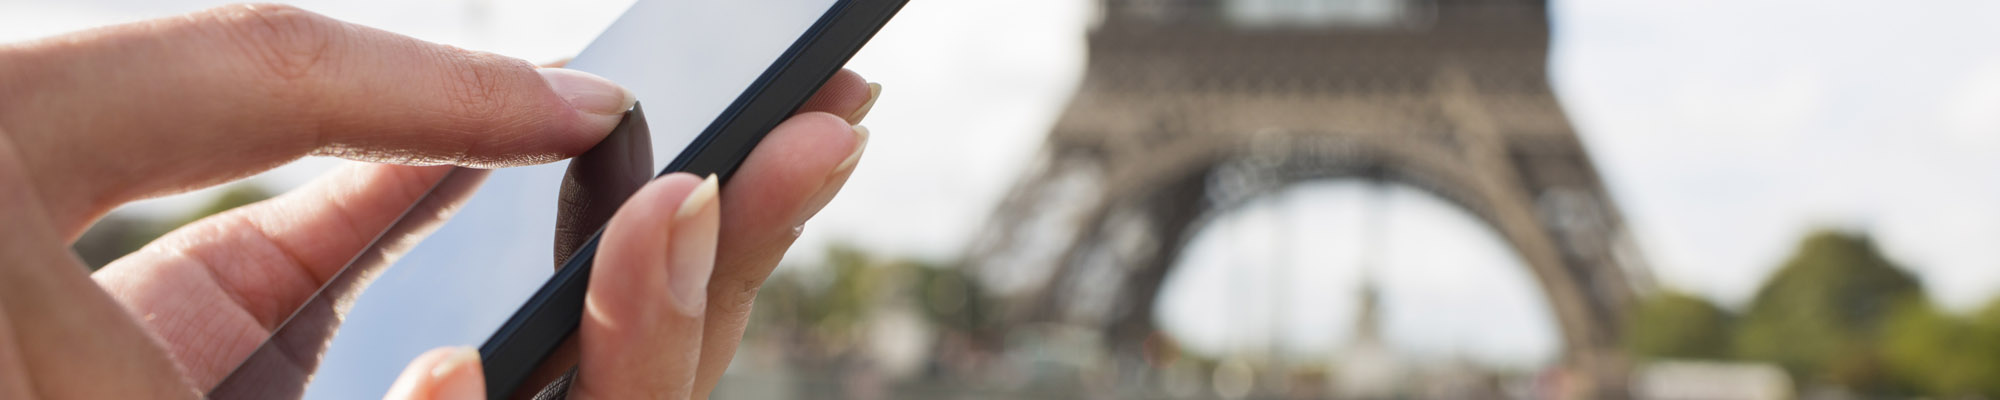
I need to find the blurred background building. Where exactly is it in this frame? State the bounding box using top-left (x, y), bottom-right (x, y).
top-left (968, 0), bottom-right (1645, 397)
top-left (15, 0), bottom-right (2000, 398)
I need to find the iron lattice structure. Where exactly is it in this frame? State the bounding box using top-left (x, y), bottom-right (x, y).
top-left (968, 0), bottom-right (1653, 395)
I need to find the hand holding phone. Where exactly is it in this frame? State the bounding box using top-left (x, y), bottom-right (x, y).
top-left (208, 0), bottom-right (906, 398)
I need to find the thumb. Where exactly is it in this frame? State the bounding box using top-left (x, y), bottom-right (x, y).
top-left (385, 347), bottom-right (486, 400)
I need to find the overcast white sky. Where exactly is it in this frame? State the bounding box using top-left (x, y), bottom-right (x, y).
top-left (5, 0), bottom-right (1999, 375)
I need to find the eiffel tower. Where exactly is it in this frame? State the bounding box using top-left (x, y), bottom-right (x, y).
top-left (967, 0), bottom-right (1652, 395)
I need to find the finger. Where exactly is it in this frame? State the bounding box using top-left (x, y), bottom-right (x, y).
top-left (571, 173), bottom-right (718, 399)
top-left (385, 347), bottom-right (485, 400)
top-left (504, 72), bottom-right (876, 395)
top-left (796, 69), bottom-right (877, 124)
top-left (93, 163), bottom-right (464, 388)
top-left (0, 293), bottom-right (44, 399)
top-left (0, 137), bottom-right (192, 397)
top-left (0, 4), bottom-right (632, 236)
top-left (693, 112), bottom-right (868, 396)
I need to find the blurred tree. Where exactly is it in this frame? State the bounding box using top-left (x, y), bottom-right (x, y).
top-left (1624, 289), bottom-right (1734, 361)
top-left (748, 244), bottom-right (993, 350)
top-left (71, 184), bottom-right (272, 270)
top-left (1733, 230), bottom-right (1925, 394)
top-left (1882, 299), bottom-right (2000, 398)
top-left (1968, 300), bottom-right (2000, 396)
top-left (743, 244), bottom-right (1014, 395)
top-left (749, 245), bottom-right (880, 346)
top-left (911, 262), bottom-right (997, 334)
top-left (176, 184), bottom-right (272, 227)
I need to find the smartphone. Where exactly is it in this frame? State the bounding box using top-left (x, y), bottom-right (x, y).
top-left (206, 0), bottom-right (907, 398)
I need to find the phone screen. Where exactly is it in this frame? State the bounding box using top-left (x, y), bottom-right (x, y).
top-left (216, 0), bottom-right (844, 398)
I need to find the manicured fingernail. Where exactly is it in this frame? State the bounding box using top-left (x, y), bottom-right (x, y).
top-left (834, 125), bottom-right (870, 174)
top-left (846, 82), bottom-right (882, 123)
top-left (429, 347), bottom-right (484, 399)
top-left (539, 68), bottom-right (635, 116)
top-left (676, 174), bottom-right (720, 220)
top-left (668, 174), bottom-right (721, 315)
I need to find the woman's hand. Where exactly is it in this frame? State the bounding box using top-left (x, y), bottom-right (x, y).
top-left (0, 3), bottom-right (876, 398)
top-left (383, 84), bottom-right (876, 400)
top-left (385, 171), bottom-right (730, 400)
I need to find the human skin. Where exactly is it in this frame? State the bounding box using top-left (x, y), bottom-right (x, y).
top-left (0, 4), bottom-right (879, 399)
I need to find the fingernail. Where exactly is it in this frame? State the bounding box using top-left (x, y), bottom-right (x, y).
top-left (834, 125), bottom-right (870, 175)
top-left (846, 82), bottom-right (882, 124)
top-left (429, 347), bottom-right (484, 399)
top-left (676, 174), bottom-right (720, 220)
top-left (539, 68), bottom-right (635, 116)
top-left (668, 174), bottom-right (721, 315)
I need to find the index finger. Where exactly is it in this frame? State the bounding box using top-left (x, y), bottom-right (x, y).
top-left (0, 4), bottom-right (632, 236)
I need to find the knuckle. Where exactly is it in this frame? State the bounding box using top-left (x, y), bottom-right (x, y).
top-left (716, 274), bottom-right (770, 318)
top-left (433, 50), bottom-right (543, 162)
top-left (204, 3), bottom-right (340, 84)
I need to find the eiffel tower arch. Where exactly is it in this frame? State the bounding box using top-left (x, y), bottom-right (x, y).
top-left (967, 0), bottom-right (1654, 395)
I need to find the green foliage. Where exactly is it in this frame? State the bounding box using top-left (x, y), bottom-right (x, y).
top-left (1622, 229), bottom-right (2000, 397)
top-left (72, 184), bottom-right (272, 269)
top-left (752, 245), bottom-right (886, 339)
top-left (1733, 230), bottom-right (1925, 393)
top-left (749, 244), bottom-right (996, 342)
top-left (910, 262), bottom-right (1000, 334)
top-left (1881, 299), bottom-right (2000, 398)
top-left (1624, 290), bottom-right (1734, 361)
top-left (178, 184), bottom-right (272, 227)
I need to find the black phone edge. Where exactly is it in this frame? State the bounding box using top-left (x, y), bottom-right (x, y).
top-left (475, 0), bottom-right (909, 397)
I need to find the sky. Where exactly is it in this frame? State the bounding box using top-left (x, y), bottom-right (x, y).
top-left (4, 0), bottom-right (1999, 384)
